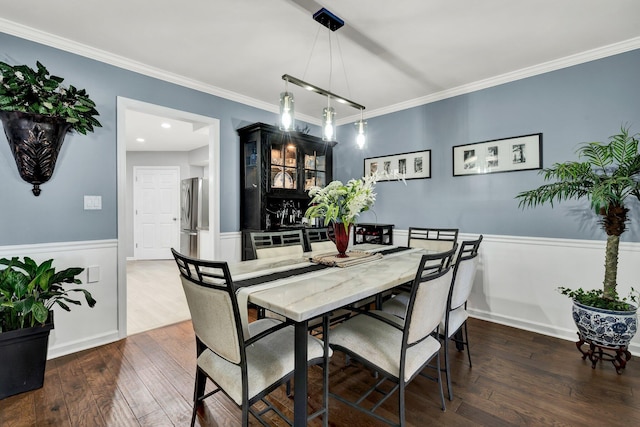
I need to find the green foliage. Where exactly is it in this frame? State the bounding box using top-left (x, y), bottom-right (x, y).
top-left (0, 257), bottom-right (96, 332)
top-left (0, 61), bottom-right (102, 134)
top-left (558, 287), bottom-right (637, 311)
top-left (305, 176), bottom-right (377, 230)
top-left (517, 126), bottom-right (640, 309)
top-left (516, 126), bottom-right (640, 213)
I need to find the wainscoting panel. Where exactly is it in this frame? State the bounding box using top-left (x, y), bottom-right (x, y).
top-left (0, 240), bottom-right (119, 359)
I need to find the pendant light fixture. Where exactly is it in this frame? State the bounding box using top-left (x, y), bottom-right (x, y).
top-left (355, 108), bottom-right (367, 149)
top-left (279, 8), bottom-right (368, 147)
top-left (279, 79), bottom-right (295, 131)
top-left (322, 97), bottom-right (335, 141)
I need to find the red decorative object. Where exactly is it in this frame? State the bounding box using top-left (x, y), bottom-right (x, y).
top-left (329, 222), bottom-right (351, 258)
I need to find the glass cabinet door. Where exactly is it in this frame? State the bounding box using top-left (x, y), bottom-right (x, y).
top-left (304, 151), bottom-right (326, 190)
top-left (271, 142), bottom-right (297, 189)
top-left (244, 141), bottom-right (257, 189)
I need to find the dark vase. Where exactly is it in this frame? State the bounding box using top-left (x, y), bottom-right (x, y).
top-left (0, 110), bottom-right (72, 196)
top-left (329, 222), bottom-right (351, 258)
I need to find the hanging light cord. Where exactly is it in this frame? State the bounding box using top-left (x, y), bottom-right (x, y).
top-left (335, 32), bottom-right (352, 101)
top-left (302, 25), bottom-right (322, 82)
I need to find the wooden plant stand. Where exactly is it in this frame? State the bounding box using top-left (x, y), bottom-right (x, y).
top-left (576, 333), bottom-right (632, 374)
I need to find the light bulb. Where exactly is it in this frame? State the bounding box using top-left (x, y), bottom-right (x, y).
top-left (322, 106), bottom-right (336, 141)
top-left (355, 118), bottom-right (367, 149)
top-left (279, 91), bottom-right (295, 131)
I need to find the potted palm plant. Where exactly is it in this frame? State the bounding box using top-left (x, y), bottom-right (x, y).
top-left (0, 61), bottom-right (102, 196)
top-left (516, 126), bottom-right (639, 351)
top-left (0, 257), bottom-right (96, 399)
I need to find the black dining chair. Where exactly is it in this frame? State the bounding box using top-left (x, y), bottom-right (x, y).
top-left (249, 229), bottom-right (305, 259)
top-left (382, 235), bottom-right (483, 400)
top-left (304, 227), bottom-right (336, 253)
top-left (408, 227), bottom-right (459, 253)
top-left (328, 247), bottom-right (457, 426)
top-left (171, 248), bottom-right (330, 426)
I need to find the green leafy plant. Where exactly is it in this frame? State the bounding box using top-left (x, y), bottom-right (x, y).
top-left (305, 175), bottom-right (377, 230)
top-left (558, 287), bottom-right (637, 311)
top-left (0, 61), bottom-right (102, 134)
top-left (516, 126), bottom-right (640, 310)
top-left (0, 257), bottom-right (96, 332)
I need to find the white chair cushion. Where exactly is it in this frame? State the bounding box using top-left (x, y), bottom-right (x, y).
top-left (450, 257), bottom-right (478, 309)
top-left (440, 306), bottom-right (468, 338)
top-left (381, 292), bottom-right (410, 318)
top-left (409, 239), bottom-right (455, 252)
top-left (197, 318), bottom-right (330, 405)
top-left (181, 277), bottom-right (241, 363)
top-left (310, 240), bottom-right (337, 253)
top-left (329, 311), bottom-right (440, 383)
top-left (256, 245), bottom-right (304, 259)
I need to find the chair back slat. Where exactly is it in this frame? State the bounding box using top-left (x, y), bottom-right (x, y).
top-left (171, 249), bottom-right (243, 364)
top-left (305, 227), bottom-right (329, 242)
top-left (408, 227), bottom-right (459, 252)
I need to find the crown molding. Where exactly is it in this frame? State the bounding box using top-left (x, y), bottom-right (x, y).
top-left (3, 18), bottom-right (638, 126)
top-left (0, 19), bottom-right (303, 119)
top-left (358, 36), bottom-right (640, 122)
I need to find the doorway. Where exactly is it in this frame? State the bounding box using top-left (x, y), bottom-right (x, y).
top-left (116, 97), bottom-right (221, 337)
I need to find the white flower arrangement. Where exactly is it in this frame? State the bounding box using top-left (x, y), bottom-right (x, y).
top-left (305, 175), bottom-right (377, 230)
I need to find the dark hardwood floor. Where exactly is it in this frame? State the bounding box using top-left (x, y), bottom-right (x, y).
top-left (1, 315), bottom-right (639, 426)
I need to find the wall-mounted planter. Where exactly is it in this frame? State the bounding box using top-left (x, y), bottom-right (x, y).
top-left (0, 110), bottom-right (72, 196)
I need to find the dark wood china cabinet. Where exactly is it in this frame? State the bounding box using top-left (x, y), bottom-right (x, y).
top-left (238, 122), bottom-right (336, 259)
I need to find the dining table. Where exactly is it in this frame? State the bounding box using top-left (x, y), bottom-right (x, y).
top-left (227, 244), bottom-right (430, 426)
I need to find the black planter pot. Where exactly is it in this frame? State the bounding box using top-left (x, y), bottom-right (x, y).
top-left (0, 110), bottom-right (72, 196)
top-left (0, 317), bottom-right (54, 400)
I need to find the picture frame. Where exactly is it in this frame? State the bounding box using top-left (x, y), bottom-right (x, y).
top-left (452, 133), bottom-right (542, 176)
top-left (364, 150), bottom-right (431, 181)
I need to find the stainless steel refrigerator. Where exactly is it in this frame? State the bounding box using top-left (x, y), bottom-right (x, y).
top-left (180, 177), bottom-right (209, 257)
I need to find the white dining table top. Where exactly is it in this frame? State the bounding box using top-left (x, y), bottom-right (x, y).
top-left (230, 245), bottom-right (426, 323)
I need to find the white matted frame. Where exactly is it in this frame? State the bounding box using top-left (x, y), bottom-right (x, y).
top-left (364, 150), bottom-right (431, 181)
top-left (452, 133), bottom-right (542, 176)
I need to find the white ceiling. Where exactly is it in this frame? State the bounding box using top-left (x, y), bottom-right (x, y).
top-left (125, 110), bottom-right (210, 152)
top-left (2, 1), bottom-right (640, 150)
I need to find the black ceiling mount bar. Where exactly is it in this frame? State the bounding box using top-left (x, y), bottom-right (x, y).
top-left (313, 8), bottom-right (344, 31)
top-left (282, 74), bottom-right (365, 111)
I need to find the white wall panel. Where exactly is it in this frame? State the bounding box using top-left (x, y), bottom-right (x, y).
top-left (0, 240), bottom-right (119, 359)
top-left (2, 234), bottom-right (637, 361)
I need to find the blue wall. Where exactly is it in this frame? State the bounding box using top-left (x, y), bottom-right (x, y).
top-left (336, 49), bottom-right (640, 242)
top-left (2, 31), bottom-right (640, 245)
top-left (0, 32), bottom-right (319, 245)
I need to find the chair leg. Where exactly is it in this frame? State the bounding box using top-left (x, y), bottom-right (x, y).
top-left (436, 352), bottom-right (446, 411)
top-left (242, 404), bottom-right (249, 427)
top-left (464, 321), bottom-right (472, 368)
top-left (444, 334), bottom-right (453, 401)
top-left (192, 369), bottom-right (207, 427)
top-left (399, 381), bottom-right (406, 427)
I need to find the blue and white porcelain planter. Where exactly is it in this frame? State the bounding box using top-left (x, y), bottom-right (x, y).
top-left (572, 301), bottom-right (638, 347)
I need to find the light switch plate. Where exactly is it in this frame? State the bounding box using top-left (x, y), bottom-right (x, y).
top-left (87, 265), bottom-right (100, 283)
top-left (84, 195), bottom-right (102, 210)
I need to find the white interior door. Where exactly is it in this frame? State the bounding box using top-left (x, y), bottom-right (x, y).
top-left (134, 166), bottom-right (180, 259)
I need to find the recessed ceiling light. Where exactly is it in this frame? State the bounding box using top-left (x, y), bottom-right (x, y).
top-left (136, 137), bottom-right (145, 142)
top-left (161, 122), bottom-right (171, 129)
